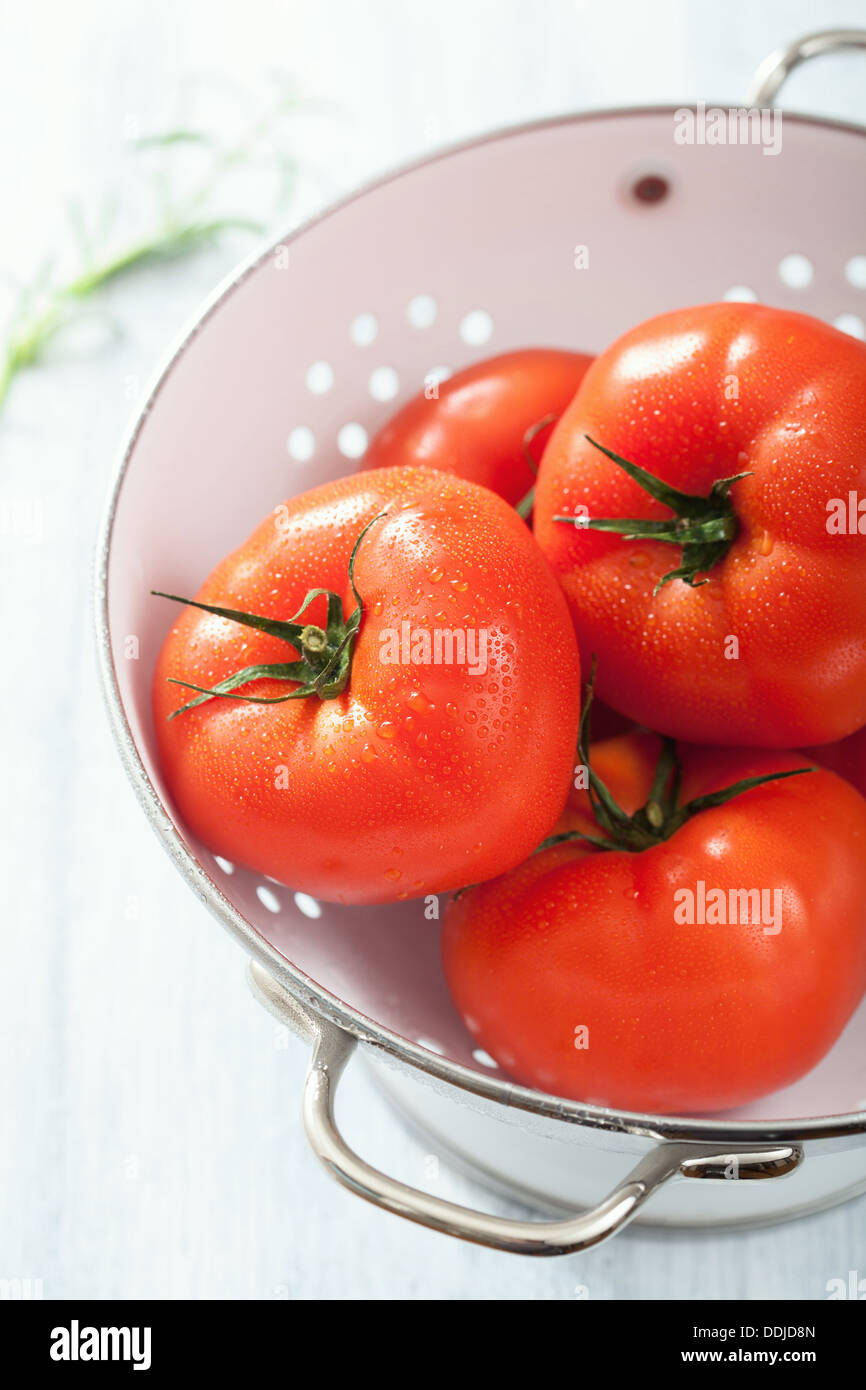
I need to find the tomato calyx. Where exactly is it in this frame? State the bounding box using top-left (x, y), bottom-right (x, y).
top-left (152, 511), bottom-right (387, 720)
top-left (540, 660), bottom-right (816, 855)
top-left (554, 436), bottom-right (752, 592)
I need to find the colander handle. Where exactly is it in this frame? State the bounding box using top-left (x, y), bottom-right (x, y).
top-left (249, 963), bottom-right (802, 1257)
top-left (747, 28), bottom-right (866, 107)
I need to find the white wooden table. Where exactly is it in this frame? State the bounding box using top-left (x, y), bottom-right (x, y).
top-left (1, 0), bottom-right (865, 1299)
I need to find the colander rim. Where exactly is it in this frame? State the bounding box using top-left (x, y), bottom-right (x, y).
top-left (95, 102), bottom-right (866, 1147)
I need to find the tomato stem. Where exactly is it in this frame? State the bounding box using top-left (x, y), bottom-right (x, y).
top-left (153, 510), bottom-right (387, 719)
top-left (554, 436), bottom-right (752, 593)
top-left (553, 658), bottom-right (816, 854)
top-left (515, 412), bottom-right (559, 520)
top-left (299, 624), bottom-right (328, 656)
top-left (514, 487), bottom-right (535, 521)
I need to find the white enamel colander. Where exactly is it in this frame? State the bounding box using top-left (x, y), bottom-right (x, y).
top-left (96, 29), bottom-right (866, 1255)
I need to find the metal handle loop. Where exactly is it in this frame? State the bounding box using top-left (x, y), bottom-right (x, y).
top-left (249, 963), bottom-right (802, 1257)
top-left (747, 28), bottom-right (866, 108)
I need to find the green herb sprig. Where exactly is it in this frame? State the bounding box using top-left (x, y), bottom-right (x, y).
top-left (0, 78), bottom-right (302, 415)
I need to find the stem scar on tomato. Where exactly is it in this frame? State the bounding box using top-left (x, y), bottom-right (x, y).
top-left (554, 435), bottom-right (752, 593)
top-left (537, 658), bottom-right (816, 855)
top-left (151, 510), bottom-right (388, 718)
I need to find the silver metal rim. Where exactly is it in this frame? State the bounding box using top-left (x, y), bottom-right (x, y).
top-left (371, 1064), bottom-right (866, 1231)
top-left (393, 1109), bottom-right (866, 1233)
top-left (95, 102), bottom-right (866, 1150)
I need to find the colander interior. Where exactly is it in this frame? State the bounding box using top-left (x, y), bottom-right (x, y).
top-left (103, 109), bottom-right (866, 1126)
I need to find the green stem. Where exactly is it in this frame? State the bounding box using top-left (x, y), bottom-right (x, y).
top-left (555, 658), bottom-right (815, 855)
top-left (0, 355), bottom-right (16, 411)
top-left (515, 487), bottom-right (535, 521)
top-left (515, 412), bottom-right (559, 520)
top-left (0, 219), bottom-right (264, 414)
top-left (154, 511), bottom-right (387, 719)
top-left (555, 436), bottom-right (752, 592)
top-left (65, 218), bottom-right (264, 297)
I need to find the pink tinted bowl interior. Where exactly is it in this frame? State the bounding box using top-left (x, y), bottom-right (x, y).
top-left (104, 109), bottom-right (866, 1124)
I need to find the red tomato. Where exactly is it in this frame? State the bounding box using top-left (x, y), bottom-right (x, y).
top-left (443, 733), bottom-right (866, 1114)
top-left (152, 466), bottom-right (580, 905)
top-left (534, 303), bottom-right (866, 746)
top-left (363, 348), bottom-right (593, 508)
top-left (803, 724), bottom-right (866, 793)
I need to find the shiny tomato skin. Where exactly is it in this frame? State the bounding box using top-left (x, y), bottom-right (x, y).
top-left (362, 349), bottom-right (593, 506)
top-left (443, 736), bottom-right (866, 1114)
top-left (534, 303), bottom-right (866, 746)
top-left (153, 466), bottom-right (580, 905)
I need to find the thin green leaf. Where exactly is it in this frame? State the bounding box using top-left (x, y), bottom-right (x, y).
top-left (168, 660), bottom-right (309, 717)
top-left (152, 591), bottom-right (307, 648)
top-left (134, 129), bottom-right (216, 149)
